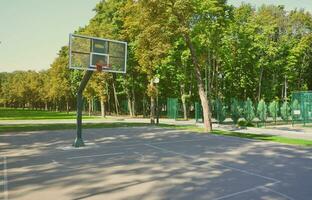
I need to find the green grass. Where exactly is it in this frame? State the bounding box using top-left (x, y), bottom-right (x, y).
top-left (0, 107), bottom-right (97, 120)
top-left (0, 122), bottom-right (149, 133)
top-left (160, 124), bottom-right (312, 147)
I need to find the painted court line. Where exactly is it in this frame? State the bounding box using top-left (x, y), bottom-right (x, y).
top-left (145, 143), bottom-right (281, 183)
top-left (212, 185), bottom-right (263, 200)
top-left (67, 152), bottom-right (124, 160)
top-left (3, 156), bottom-right (8, 200)
top-left (62, 138), bottom-right (207, 151)
top-left (133, 152), bottom-right (145, 160)
top-left (217, 164), bottom-right (280, 183)
top-left (262, 186), bottom-right (295, 200)
top-left (145, 144), bottom-right (289, 200)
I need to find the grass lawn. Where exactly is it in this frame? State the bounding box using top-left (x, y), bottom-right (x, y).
top-left (0, 107), bottom-right (97, 120)
top-left (1, 122), bottom-right (312, 147)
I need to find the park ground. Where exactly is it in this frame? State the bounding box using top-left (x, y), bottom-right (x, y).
top-left (1, 108), bottom-right (312, 200)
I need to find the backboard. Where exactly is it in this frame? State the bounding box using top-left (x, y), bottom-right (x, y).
top-left (69, 34), bottom-right (127, 73)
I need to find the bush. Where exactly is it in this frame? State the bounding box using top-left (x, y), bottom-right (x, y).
top-left (230, 98), bottom-right (242, 124)
top-left (280, 101), bottom-right (291, 121)
top-left (244, 98), bottom-right (255, 123)
top-left (269, 100), bottom-right (279, 123)
top-left (257, 99), bottom-right (267, 123)
top-left (238, 120), bottom-right (255, 127)
top-left (215, 99), bottom-right (227, 123)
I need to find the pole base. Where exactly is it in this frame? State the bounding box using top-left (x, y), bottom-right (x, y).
top-left (73, 138), bottom-right (85, 147)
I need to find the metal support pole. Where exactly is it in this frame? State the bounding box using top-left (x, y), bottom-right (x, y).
top-left (73, 70), bottom-right (93, 147)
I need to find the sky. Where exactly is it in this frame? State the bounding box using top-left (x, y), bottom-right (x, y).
top-left (0, 0), bottom-right (312, 73)
top-left (0, 0), bottom-right (99, 72)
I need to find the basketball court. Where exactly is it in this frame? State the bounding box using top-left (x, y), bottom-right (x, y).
top-left (1, 126), bottom-right (312, 200)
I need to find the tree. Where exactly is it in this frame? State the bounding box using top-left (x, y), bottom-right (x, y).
top-left (215, 99), bottom-right (227, 124)
top-left (230, 98), bottom-right (242, 124)
top-left (257, 99), bottom-right (267, 125)
top-left (162, 0), bottom-right (231, 131)
top-left (48, 47), bottom-right (73, 112)
top-left (91, 73), bottom-right (110, 117)
top-left (269, 99), bottom-right (279, 124)
top-left (281, 101), bottom-right (291, 122)
top-left (244, 98), bottom-right (255, 123)
top-left (123, 0), bottom-right (171, 124)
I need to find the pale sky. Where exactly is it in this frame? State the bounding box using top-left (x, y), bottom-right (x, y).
top-left (0, 0), bottom-right (99, 72)
top-left (0, 0), bottom-right (311, 72)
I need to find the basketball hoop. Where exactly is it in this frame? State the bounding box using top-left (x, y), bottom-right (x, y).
top-left (96, 64), bottom-right (103, 72)
top-left (95, 59), bottom-right (113, 72)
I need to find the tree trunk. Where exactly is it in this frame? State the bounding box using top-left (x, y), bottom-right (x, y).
top-left (106, 83), bottom-right (111, 114)
top-left (150, 80), bottom-right (156, 124)
top-left (127, 91), bottom-right (133, 117)
top-left (184, 34), bottom-right (212, 132)
top-left (128, 98), bottom-right (133, 117)
top-left (66, 101), bottom-right (69, 114)
top-left (258, 66), bottom-right (264, 101)
top-left (132, 86), bottom-right (136, 116)
top-left (182, 97), bottom-right (187, 120)
top-left (112, 81), bottom-right (119, 116)
top-left (100, 97), bottom-right (105, 118)
top-left (45, 102), bottom-right (48, 111)
top-left (181, 84), bottom-right (187, 120)
top-left (88, 99), bottom-right (92, 116)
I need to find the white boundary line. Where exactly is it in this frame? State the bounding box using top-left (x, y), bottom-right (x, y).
top-left (262, 186), bottom-right (296, 200)
top-left (144, 144), bottom-right (291, 200)
top-left (144, 143), bottom-right (280, 182)
top-left (67, 152), bottom-right (124, 160)
top-left (212, 185), bottom-right (264, 200)
top-left (3, 156), bottom-right (8, 200)
top-left (58, 138), bottom-right (207, 151)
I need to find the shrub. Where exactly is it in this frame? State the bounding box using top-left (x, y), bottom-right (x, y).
top-left (244, 98), bottom-right (255, 123)
top-left (238, 120), bottom-right (254, 127)
top-left (230, 98), bottom-right (242, 124)
top-left (269, 100), bottom-right (279, 123)
top-left (215, 99), bottom-right (227, 123)
top-left (280, 101), bottom-right (291, 121)
top-left (257, 99), bottom-right (267, 123)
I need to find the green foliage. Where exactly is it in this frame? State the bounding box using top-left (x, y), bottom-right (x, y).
top-left (230, 98), bottom-right (242, 124)
top-left (269, 100), bottom-right (279, 122)
top-left (257, 99), bottom-right (267, 122)
top-left (1, 1), bottom-right (312, 119)
top-left (215, 99), bottom-right (227, 123)
top-left (280, 101), bottom-right (291, 121)
top-left (244, 98), bottom-right (255, 123)
top-left (237, 120), bottom-right (254, 127)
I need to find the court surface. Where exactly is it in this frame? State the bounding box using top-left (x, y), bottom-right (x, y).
top-left (1, 126), bottom-right (312, 200)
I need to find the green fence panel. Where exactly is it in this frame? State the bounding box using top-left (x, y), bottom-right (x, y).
top-left (292, 91), bottom-right (312, 125)
top-left (167, 98), bottom-right (178, 119)
top-left (195, 102), bottom-right (203, 122)
top-left (120, 99), bottom-right (128, 114)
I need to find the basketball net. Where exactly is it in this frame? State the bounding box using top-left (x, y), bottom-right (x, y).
top-left (96, 64), bottom-right (103, 72)
top-left (95, 62), bottom-right (112, 72)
